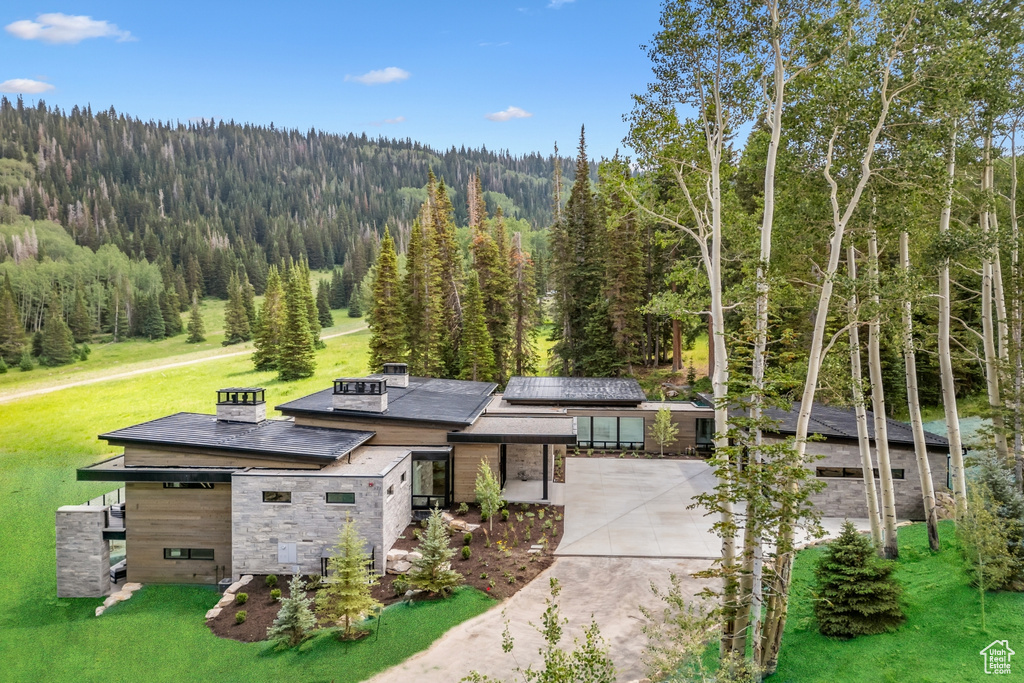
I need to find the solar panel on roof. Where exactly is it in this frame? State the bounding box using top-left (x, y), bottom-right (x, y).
top-left (503, 377), bottom-right (647, 405)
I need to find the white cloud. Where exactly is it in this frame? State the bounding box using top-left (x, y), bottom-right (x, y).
top-left (0, 78), bottom-right (55, 94)
top-left (485, 106), bottom-right (533, 122)
top-left (369, 116), bottom-right (407, 126)
top-left (5, 13), bottom-right (134, 44)
top-left (344, 67), bottom-right (410, 85)
top-left (548, 0), bottom-right (576, 7)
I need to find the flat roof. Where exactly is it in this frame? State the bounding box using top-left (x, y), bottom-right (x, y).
top-left (448, 415), bottom-right (577, 444)
top-left (100, 413), bottom-right (374, 463)
top-left (237, 445), bottom-right (413, 477)
top-left (502, 376), bottom-right (648, 406)
top-left (77, 455), bottom-right (238, 483)
top-left (277, 376), bottom-right (497, 426)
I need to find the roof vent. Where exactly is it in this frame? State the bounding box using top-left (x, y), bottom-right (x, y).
top-left (333, 378), bottom-right (388, 413)
top-left (216, 388), bottom-right (266, 423)
top-left (381, 362), bottom-right (409, 388)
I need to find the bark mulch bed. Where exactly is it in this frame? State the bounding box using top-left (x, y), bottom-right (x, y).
top-left (208, 502), bottom-right (563, 642)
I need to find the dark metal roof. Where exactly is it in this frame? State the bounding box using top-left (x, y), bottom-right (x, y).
top-left (77, 455), bottom-right (238, 483)
top-left (100, 413), bottom-right (374, 462)
top-left (277, 376), bottom-right (497, 426)
top-left (763, 402), bottom-right (950, 451)
top-left (503, 376), bottom-right (648, 406)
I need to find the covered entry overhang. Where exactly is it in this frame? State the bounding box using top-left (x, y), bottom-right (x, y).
top-left (448, 416), bottom-right (576, 502)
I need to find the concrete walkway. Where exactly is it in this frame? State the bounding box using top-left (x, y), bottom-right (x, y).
top-left (557, 458), bottom-right (721, 558)
top-left (365, 556), bottom-right (715, 683)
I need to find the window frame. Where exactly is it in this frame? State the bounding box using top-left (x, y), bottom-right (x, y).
top-left (326, 491), bottom-right (356, 505)
top-left (163, 548), bottom-right (215, 560)
top-left (575, 416), bottom-right (645, 450)
top-left (816, 467), bottom-right (906, 481)
top-left (262, 490), bottom-right (292, 503)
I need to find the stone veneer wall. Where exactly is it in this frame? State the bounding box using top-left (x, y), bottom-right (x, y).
top-left (230, 456), bottom-right (411, 578)
top-left (781, 438), bottom-right (949, 520)
top-left (505, 444), bottom-right (553, 482)
top-left (56, 505), bottom-right (111, 598)
top-left (215, 402), bottom-right (266, 423)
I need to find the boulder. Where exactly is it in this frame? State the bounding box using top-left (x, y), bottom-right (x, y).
top-left (205, 607), bottom-right (222, 620)
top-left (387, 560), bottom-right (412, 574)
top-left (216, 593), bottom-right (235, 608)
top-left (665, 389), bottom-right (679, 398)
top-left (95, 606), bottom-right (105, 617)
top-left (386, 548), bottom-right (409, 563)
top-left (406, 551), bottom-right (423, 563)
top-left (122, 582), bottom-right (143, 593)
top-left (935, 491), bottom-right (957, 521)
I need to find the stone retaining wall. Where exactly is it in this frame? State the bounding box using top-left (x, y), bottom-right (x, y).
top-left (56, 505), bottom-right (110, 598)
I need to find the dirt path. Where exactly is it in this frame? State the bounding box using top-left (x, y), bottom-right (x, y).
top-left (366, 556), bottom-right (715, 683)
top-left (0, 326), bottom-right (367, 405)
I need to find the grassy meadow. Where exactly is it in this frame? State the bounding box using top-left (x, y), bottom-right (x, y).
top-left (0, 322), bottom-right (498, 682)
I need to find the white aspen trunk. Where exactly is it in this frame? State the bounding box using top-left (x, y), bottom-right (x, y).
top-left (981, 134), bottom-right (1011, 465)
top-left (848, 245), bottom-right (883, 548)
top-left (868, 232), bottom-right (899, 559)
top-left (900, 231), bottom-right (940, 551)
top-left (991, 150), bottom-right (1009, 361)
top-left (1010, 120), bottom-right (1023, 486)
top-left (937, 126), bottom-right (967, 511)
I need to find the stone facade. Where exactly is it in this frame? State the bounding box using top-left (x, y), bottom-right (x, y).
top-left (56, 505), bottom-right (111, 598)
top-left (332, 392), bottom-right (388, 413)
top-left (216, 402), bottom-right (266, 423)
top-left (793, 439), bottom-right (949, 520)
top-left (506, 444), bottom-right (552, 482)
top-left (230, 454), bottom-right (411, 578)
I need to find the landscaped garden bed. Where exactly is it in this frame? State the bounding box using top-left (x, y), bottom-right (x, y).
top-left (567, 448), bottom-right (706, 461)
top-left (207, 502), bottom-right (563, 642)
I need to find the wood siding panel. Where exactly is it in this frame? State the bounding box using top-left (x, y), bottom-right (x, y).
top-left (125, 482), bottom-right (232, 584)
top-left (123, 446), bottom-right (321, 468)
top-left (453, 444), bottom-right (499, 502)
top-left (294, 417), bottom-right (450, 445)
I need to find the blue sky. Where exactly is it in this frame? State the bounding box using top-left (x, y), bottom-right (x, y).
top-left (1, 2), bottom-right (663, 158)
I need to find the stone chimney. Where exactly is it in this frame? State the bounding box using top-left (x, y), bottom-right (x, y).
top-left (333, 378), bottom-right (388, 412)
top-left (216, 388), bottom-right (267, 423)
top-left (381, 362), bottom-right (409, 388)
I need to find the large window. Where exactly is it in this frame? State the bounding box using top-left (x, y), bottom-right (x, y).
top-left (163, 548), bottom-right (214, 560)
top-left (326, 492), bottom-right (355, 504)
top-left (695, 418), bottom-right (714, 445)
top-left (816, 467), bottom-right (905, 480)
top-left (262, 491), bottom-right (292, 503)
top-left (576, 416), bottom-right (645, 450)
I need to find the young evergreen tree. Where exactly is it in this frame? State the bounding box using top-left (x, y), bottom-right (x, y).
top-left (277, 266), bottom-right (316, 380)
top-left (330, 268), bottom-right (346, 309)
top-left (510, 232), bottom-right (539, 376)
top-left (69, 286), bottom-right (92, 343)
top-left (368, 232), bottom-right (405, 371)
top-left (267, 574), bottom-right (318, 647)
top-left (0, 356), bottom-right (7, 374)
top-left (347, 283), bottom-right (363, 318)
top-left (241, 272), bottom-right (258, 331)
top-left (160, 290), bottom-right (183, 336)
top-left (186, 291), bottom-right (206, 343)
top-left (40, 291), bottom-right (75, 366)
top-left (223, 272), bottom-right (251, 345)
top-left (316, 518), bottom-right (381, 639)
top-left (813, 521), bottom-right (904, 638)
top-left (141, 293), bottom-right (166, 340)
top-left (298, 258), bottom-right (322, 348)
top-left (459, 272), bottom-right (496, 382)
top-left (0, 277), bottom-right (25, 365)
top-left (316, 279), bottom-right (334, 328)
top-left (252, 266), bottom-right (285, 371)
top-left (409, 507), bottom-right (463, 597)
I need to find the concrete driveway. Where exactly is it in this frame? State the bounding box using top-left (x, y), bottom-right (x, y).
top-left (365, 556), bottom-right (715, 683)
top-left (556, 458), bottom-right (721, 558)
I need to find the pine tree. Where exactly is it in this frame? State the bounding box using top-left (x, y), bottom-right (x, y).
top-left (267, 574), bottom-right (318, 647)
top-left (347, 283), bottom-right (363, 318)
top-left (429, 173), bottom-right (464, 376)
top-left (402, 216), bottom-right (444, 377)
top-left (160, 289), bottom-right (183, 336)
top-left (368, 232), bottom-right (405, 371)
top-left (0, 276), bottom-right (25, 365)
top-left (510, 232), bottom-right (539, 376)
top-left (277, 266), bottom-right (316, 380)
top-left (814, 521), bottom-right (904, 638)
top-left (40, 291), bottom-right (75, 366)
top-left (316, 279), bottom-right (334, 328)
top-left (186, 291), bottom-right (205, 343)
top-left (330, 268), bottom-right (346, 309)
top-left (0, 356), bottom-right (6, 374)
top-left (316, 518), bottom-right (381, 639)
top-left (600, 157), bottom-right (644, 371)
top-left (241, 272), bottom-right (258, 331)
top-left (141, 293), bottom-right (166, 340)
top-left (409, 507), bottom-right (463, 597)
top-left (471, 208), bottom-right (513, 382)
top-left (252, 266), bottom-right (285, 371)
top-left (69, 287), bottom-right (92, 343)
top-left (223, 272), bottom-right (251, 345)
top-left (459, 272), bottom-right (495, 382)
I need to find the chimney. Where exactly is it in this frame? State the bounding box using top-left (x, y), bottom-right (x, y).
top-left (216, 388), bottom-right (267, 423)
top-left (333, 378), bottom-right (388, 413)
top-left (381, 362), bottom-right (409, 388)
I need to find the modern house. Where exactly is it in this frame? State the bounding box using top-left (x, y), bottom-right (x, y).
top-left (56, 366), bottom-right (950, 597)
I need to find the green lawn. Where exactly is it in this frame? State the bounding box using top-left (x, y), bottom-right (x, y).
top-left (774, 521), bottom-right (1024, 682)
top-left (0, 328), bottom-right (495, 682)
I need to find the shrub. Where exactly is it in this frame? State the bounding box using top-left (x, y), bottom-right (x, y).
top-left (235, 610), bottom-right (247, 624)
top-left (501, 509), bottom-right (509, 522)
top-left (457, 502), bottom-right (469, 515)
top-left (463, 532), bottom-right (473, 546)
top-left (461, 546), bottom-right (472, 560)
top-left (392, 575), bottom-right (410, 596)
top-left (813, 521), bottom-right (904, 638)
top-left (305, 574), bottom-right (323, 591)
top-left (235, 592), bottom-right (248, 605)
top-left (18, 352), bottom-right (32, 371)
top-left (270, 588), bottom-right (282, 601)
top-left (266, 574), bottom-right (278, 588)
